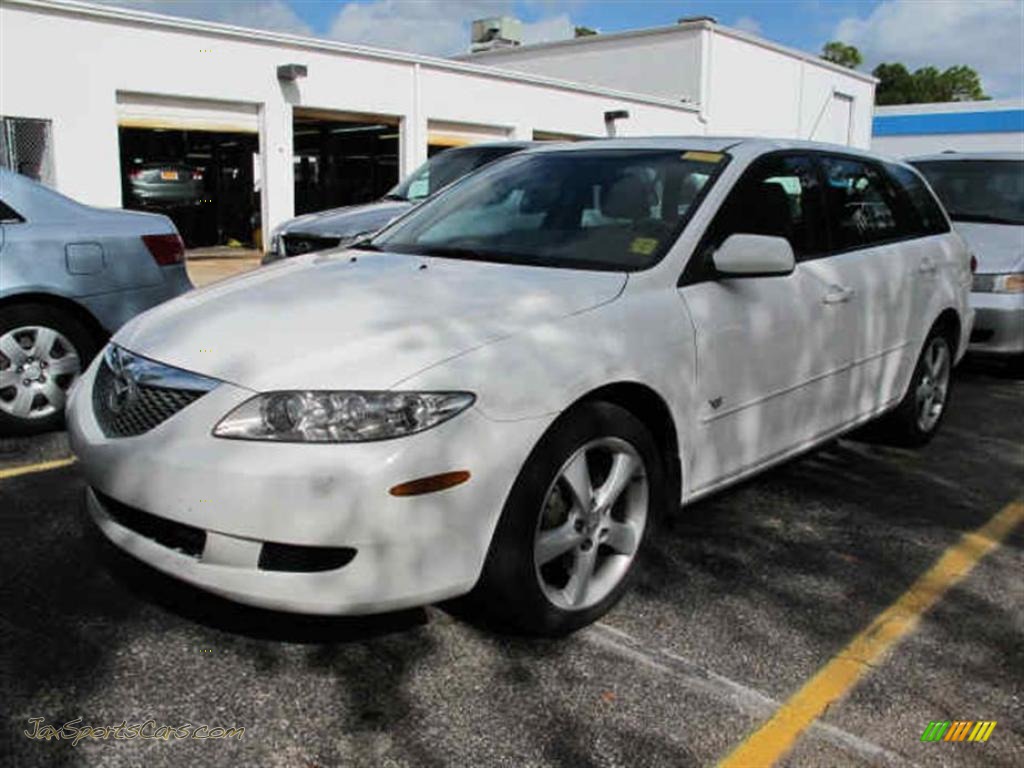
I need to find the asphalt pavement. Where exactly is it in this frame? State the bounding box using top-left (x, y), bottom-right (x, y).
top-left (1, 360), bottom-right (1021, 767)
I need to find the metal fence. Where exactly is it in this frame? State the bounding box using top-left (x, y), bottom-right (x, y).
top-left (0, 116), bottom-right (55, 186)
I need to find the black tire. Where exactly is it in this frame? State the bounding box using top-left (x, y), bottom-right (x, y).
top-left (470, 401), bottom-right (666, 636)
top-left (869, 327), bottom-right (955, 448)
top-left (0, 303), bottom-right (100, 436)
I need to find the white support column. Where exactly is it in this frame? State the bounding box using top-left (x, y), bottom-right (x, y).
top-left (399, 63), bottom-right (428, 179)
top-left (260, 97), bottom-right (294, 248)
top-left (509, 123), bottom-right (533, 141)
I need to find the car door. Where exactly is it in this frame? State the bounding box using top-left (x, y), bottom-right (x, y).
top-left (679, 153), bottom-right (854, 494)
top-left (816, 155), bottom-right (918, 420)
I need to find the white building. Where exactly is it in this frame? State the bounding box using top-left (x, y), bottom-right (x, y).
top-left (871, 99), bottom-right (1024, 157)
top-left (0, 0), bottom-right (875, 250)
top-left (460, 18), bottom-right (877, 149)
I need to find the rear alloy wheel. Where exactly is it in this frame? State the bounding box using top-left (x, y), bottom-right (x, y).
top-left (866, 328), bottom-right (955, 447)
top-left (471, 401), bottom-right (664, 635)
top-left (914, 336), bottom-right (951, 434)
top-left (0, 305), bottom-right (97, 435)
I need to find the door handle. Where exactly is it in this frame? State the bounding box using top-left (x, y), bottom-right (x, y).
top-left (919, 258), bottom-right (937, 274)
top-left (822, 285), bottom-right (856, 304)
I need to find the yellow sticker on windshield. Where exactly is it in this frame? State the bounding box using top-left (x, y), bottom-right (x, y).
top-left (682, 151), bottom-right (724, 163)
top-left (630, 237), bottom-right (659, 256)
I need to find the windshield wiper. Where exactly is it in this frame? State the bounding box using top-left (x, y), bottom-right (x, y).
top-left (412, 246), bottom-right (492, 261)
top-left (350, 241), bottom-right (383, 251)
top-left (949, 212), bottom-right (1022, 225)
top-left (382, 193), bottom-right (407, 201)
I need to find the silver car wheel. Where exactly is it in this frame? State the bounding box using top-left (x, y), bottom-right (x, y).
top-left (915, 336), bottom-right (950, 433)
top-left (533, 437), bottom-right (648, 611)
top-left (0, 325), bottom-right (82, 419)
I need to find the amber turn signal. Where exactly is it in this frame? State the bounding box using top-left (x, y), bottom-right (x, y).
top-left (389, 470), bottom-right (471, 497)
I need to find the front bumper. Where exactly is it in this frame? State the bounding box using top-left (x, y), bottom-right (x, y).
top-left (968, 291), bottom-right (1024, 355)
top-left (68, 355), bottom-right (549, 614)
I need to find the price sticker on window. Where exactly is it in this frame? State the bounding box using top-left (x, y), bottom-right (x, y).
top-left (682, 151), bottom-right (724, 163)
top-left (630, 237), bottom-right (659, 256)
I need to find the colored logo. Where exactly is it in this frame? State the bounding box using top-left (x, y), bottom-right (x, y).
top-left (921, 721), bottom-right (997, 742)
top-left (106, 346), bottom-right (139, 415)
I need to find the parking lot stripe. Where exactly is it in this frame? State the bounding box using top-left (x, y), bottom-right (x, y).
top-left (588, 624), bottom-right (908, 766)
top-left (0, 457), bottom-right (76, 481)
top-left (717, 499), bottom-right (1024, 768)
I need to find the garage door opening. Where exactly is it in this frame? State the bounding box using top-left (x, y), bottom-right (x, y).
top-left (427, 119), bottom-right (510, 157)
top-left (293, 110), bottom-right (399, 216)
top-left (119, 127), bottom-right (260, 249)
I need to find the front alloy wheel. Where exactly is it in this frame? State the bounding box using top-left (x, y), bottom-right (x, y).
top-left (534, 438), bottom-right (648, 611)
top-left (471, 401), bottom-right (664, 635)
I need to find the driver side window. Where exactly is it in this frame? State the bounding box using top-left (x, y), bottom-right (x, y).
top-left (684, 153), bottom-right (825, 283)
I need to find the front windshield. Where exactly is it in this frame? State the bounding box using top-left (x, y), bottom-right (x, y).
top-left (367, 149), bottom-right (726, 271)
top-left (387, 146), bottom-right (520, 202)
top-left (911, 160), bottom-right (1024, 226)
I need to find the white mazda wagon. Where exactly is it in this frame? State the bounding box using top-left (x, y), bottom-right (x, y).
top-left (67, 139), bottom-right (973, 635)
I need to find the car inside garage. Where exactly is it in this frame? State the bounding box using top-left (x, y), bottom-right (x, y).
top-left (119, 127), bottom-right (259, 248)
top-left (292, 109), bottom-right (400, 216)
top-left (116, 92), bottom-right (261, 249)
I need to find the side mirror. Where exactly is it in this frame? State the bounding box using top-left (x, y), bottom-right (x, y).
top-left (712, 233), bottom-right (795, 277)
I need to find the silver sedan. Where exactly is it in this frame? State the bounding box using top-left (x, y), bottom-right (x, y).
top-left (0, 169), bottom-right (193, 434)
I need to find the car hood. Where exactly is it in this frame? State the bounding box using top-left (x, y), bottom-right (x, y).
top-left (114, 250), bottom-right (626, 391)
top-left (954, 222), bottom-right (1024, 274)
top-left (280, 200), bottom-right (412, 238)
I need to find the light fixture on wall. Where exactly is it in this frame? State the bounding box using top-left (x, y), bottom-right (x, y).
top-left (277, 64), bottom-right (308, 81)
top-left (604, 109), bottom-right (629, 137)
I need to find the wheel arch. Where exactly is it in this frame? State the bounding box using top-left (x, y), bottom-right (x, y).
top-left (575, 381), bottom-right (682, 508)
top-left (932, 307), bottom-right (962, 353)
top-left (0, 292), bottom-right (109, 347)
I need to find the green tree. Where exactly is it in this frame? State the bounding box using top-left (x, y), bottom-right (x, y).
top-left (821, 41), bottom-right (862, 69)
top-left (874, 62), bottom-right (988, 104)
top-left (574, 26), bottom-right (597, 37)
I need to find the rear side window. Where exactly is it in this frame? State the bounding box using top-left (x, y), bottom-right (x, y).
top-left (820, 156), bottom-right (902, 250)
top-left (885, 163), bottom-right (950, 236)
top-left (0, 199), bottom-right (23, 222)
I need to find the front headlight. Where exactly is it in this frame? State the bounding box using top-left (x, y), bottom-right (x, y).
top-left (973, 272), bottom-right (1024, 293)
top-left (212, 391), bottom-right (475, 442)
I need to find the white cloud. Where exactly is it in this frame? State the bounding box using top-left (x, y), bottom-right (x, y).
top-left (732, 15), bottom-right (761, 36)
top-left (327, 0), bottom-right (574, 57)
top-left (834, 0), bottom-right (1024, 99)
top-left (95, 0), bottom-right (312, 35)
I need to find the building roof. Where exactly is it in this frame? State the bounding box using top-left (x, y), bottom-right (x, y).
top-left (457, 19), bottom-right (878, 86)
top-left (3, 0), bottom-right (698, 113)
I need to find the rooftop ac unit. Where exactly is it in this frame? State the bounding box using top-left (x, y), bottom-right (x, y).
top-left (470, 17), bottom-right (523, 52)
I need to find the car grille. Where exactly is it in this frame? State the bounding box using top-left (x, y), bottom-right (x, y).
top-left (282, 233), bottom-right (342, 256)
top-left (92, 355), bottom-right (211, 438)
top-left (95, 488), bottom-right (206, 558)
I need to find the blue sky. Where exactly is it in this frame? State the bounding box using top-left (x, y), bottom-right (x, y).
top-left (109, 1), bottom-right (1024, 98)
top-left (286, 0), bottom-right (878, 54)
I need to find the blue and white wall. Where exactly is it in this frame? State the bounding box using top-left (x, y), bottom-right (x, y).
top-left (872, 99), bottom-right (1024, 158)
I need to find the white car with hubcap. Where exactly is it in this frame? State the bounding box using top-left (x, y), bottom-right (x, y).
top-left (68, 138), bottom-right (972, 635)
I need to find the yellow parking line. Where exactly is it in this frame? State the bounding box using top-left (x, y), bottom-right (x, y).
top-left (0, 456), bottom-right (76, 481)
top-left (718, 499), bottom-right (1024, 768)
